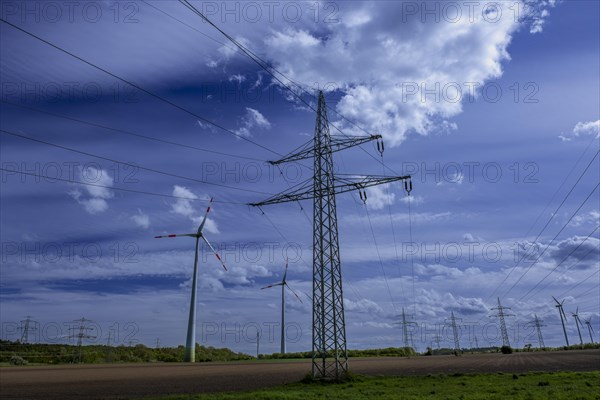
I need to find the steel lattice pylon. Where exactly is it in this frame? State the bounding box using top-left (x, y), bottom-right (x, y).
top-left (250, 91), bottom-right (412, 379)
top-left (311, 93), bottom-right (348, 378)
top-left (449, 311), bottom-right (461, 354)
top-left (532, 314), bottom-right (545, 349)
top-left (491, 298), bottom-right (513, 348)
top-left (396, 307), bottom-right (414, 350)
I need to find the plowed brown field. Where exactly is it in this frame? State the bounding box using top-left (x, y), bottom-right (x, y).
top-left (1, 350), bottom-right (598, 399)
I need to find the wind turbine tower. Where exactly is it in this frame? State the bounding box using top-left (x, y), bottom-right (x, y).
top-left (552, 296), bottom-right (569, 346)
top-left (572, 307), bottom-right (584, 346)
top-left (256, 331), bottom-right (260, 358)
top-left (491, 298), bottom-right (513, 348)
top-left (250, 91), bottom-right (412, 379)
top-left (261, 259), bottom-right (303, 354)
top-left (584, 318), bottom-right (595, 344)
top-left (155, 198), bottom-right (227, 362)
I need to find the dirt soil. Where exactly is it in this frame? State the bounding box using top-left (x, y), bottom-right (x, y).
top-left (1, 350), bottom-right (598, 399)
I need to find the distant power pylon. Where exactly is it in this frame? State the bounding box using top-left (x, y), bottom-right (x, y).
top-left (432, 334), bottom-right (442, 349)
top-left (445, 312), bottom-right (462, 355)
top-left (155, 338), bottom-right (160, 349)
top-left (396, 307), bottom-right (415, 350)
top-left (68, 317), bottom-right (96, 363)
top-left (491, 298), bottom-right (513, 348)
top-left (553, 296), bottom-right (569, 346)
top-left (531, 314), bottom-right (546, 349)
top-left (250, 91), bottom-right (412, 379)
top-left (19, 316), bottom-right (37, 343)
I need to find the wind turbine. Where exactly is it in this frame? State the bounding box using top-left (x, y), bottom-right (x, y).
top-left (584, 317), bottom-right (595, 344)
top-left (261, 259), bottom-right (303, 354)
top-left (552, 296), bottom-right (569, 346)
top-left (571, 307), bottom-right (584, 346)
top-left (155, 198), bottom-right (226, 362)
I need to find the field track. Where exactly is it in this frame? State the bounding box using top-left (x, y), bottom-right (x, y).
top-left (1, 350), bottom-right (599, 399)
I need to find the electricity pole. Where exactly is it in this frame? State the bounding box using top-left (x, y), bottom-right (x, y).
top-left (396, 307), bottom-right (415, 350)
top-left (68, 317), bottom-right (96, 363)
top-left (250, 91), bottom-right (412, 379)
top-left (433, 334), bottom-right (442, 350)
top-left (19, 316), bottom-right (37, 343)
top-left (532, 314), bottom-right (545, 349)
top-left (445, 312), bottom-right (462, 355)
top-left (491, 298), bottom-right (513, 348)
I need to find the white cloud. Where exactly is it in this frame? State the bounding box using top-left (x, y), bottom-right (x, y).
top-left (365, 185), bottom-right (395, 210)
top-left (68, 167), bottom-right (114, 214)
top-left (263, 1), bottom-right (557, 146)
top-left (131, 208), bottom-right (150, 229)
top-left (79, 197), bottom-right (109, 214)
top-left (573, 120), bottom-right (600, 138)
top-left (171, 185), bottom-right (198, 217)
top-left (234, 107), bottom-right (271, 137)
top-left (451, 172), bottom-right (464, 184)
top-left (398, 195), bottom-right (424, 206)
top-left (228, 74), bottom-right (246, 85)
top-left (344, 298), bottom-right (384, 315)
top-left (170, 186), bottom-right (219, 234)
top-left (525, 0), bottom-right (557, 34)
top-left (463, 233), bottom-right (485, 242)
top-left (245, 108), bottom-right (271, 129)
top-left (569, 210), bottom-right (600, 227)
top-left (220, 264), bottom-right (273, 285)
top-left (558, 134), bottom-right (571, 142)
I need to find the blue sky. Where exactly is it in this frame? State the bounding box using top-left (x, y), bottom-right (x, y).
top-left (1, 0), bottom-right (599, 354)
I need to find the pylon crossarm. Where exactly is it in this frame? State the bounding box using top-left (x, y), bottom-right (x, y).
top-left (333, 174), bottom-right (411, 193)
top-left (268, 135), bottom-right (382, 165)
top-left (248, 179), bottom-right (313, 206)
top-left (249, 174), bottom-right (411, 207)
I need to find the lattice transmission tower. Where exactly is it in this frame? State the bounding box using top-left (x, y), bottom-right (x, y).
top-left (19, 316), bottom-right (37, 343)
top-left (491, 298), bottom-right (513, 348)
top-left (396, 307), bottom-right (415, 350)
top-left (531, 314), bottom-right (546, 349)
top-left (68, 317), bottom-right (96, 363)
top-left (250, 91), bottom-right (412, 379)
top-left (445, 311), bottom-right (462, 355)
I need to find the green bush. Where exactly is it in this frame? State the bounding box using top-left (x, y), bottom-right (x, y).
top-left (500, 345), bottom-right (513, 354)
top-left (9, 355), bottom-right (28, 365)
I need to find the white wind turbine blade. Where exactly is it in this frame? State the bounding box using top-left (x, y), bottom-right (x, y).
top-left (284, 283), bottom-right (303, 304)
top-left (198, 198), bottom-right (213, 234)
top-left (261, 282), bottom-right (284, 290)
top-left (201, 236), bottom-right (227, 271)
top-left (154, 233), bottom-right (197, 238)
